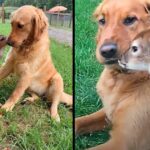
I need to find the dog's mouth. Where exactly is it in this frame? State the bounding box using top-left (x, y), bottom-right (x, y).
top-left (11, 42), bottom-right (26, 49)
top-left (118, 60), bottom-right (126, 68)
top-left (104, 57), bottom-right (133, 73)
top-left (104, 58), bottom-right (119, 65)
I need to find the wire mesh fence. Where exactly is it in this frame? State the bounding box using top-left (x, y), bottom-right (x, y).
top-left (45, 12), bottom-right (72, 29)
top-left (1, 7), bottom-right (72, 29)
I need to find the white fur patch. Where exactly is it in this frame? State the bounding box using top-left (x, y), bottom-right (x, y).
top-left (126, 62), bottom-right (149, 71)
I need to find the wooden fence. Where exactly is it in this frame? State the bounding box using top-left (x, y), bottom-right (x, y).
top-left (45, 12), bottom-right (72, 29)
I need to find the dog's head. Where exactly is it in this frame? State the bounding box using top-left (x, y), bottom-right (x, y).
top-left (7, 5), bottom-right (48, 48)
top-left (94, 0), bottom-right (150, 66)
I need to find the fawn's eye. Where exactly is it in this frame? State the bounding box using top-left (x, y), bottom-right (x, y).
top-left (123, 16), bottom-right (137, 26)
top-left (99, 16), bottom-right (105, 26)
top-left (132, 46), bottom-right (138, 52)
top-left (131, 45), bottom-right (141, 56)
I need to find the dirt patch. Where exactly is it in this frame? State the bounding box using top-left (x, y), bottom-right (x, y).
top-left (49, 27), bottom-right (72, 47)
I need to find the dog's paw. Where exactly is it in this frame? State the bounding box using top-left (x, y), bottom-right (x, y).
top-left (1, 101), bottom-right (15, 112)
top-left (51, 114), bottom-right (60, 123)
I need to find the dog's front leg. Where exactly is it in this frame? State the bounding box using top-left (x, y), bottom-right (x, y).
top-left (0, 57), bottom-right (14, 81)
top-left (87, 139), bottom-right (125, 150)
top-left (1, 68), bottom-right (31, 111)
top-left (75, 108), bottom-right (107, 135)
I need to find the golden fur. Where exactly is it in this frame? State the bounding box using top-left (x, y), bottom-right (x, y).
top-left (75, 0), bottom-right (150, 149)
top-left (0, 5), bottom-right (72, 122)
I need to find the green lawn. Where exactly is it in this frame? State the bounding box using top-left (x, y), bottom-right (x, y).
top-left (75, 0), bottom-right (110, 149)
top-left (0, 22), bottom-right (72, 149)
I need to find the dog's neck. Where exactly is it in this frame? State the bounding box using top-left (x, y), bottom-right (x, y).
top-left (15, 31), bottom-right (49, 56)
top-left (105, 66), bottom-right (150, 83)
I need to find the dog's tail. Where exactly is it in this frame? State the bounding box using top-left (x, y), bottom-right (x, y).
top-left (61, 92), bottom-right (73, 106)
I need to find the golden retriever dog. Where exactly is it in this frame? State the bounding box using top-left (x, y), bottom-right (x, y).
top-left (0, 5), bottom-right (72, 122)
top-left (75, 0), bottom-right (150, 149)
top-left (0, 35), bottom-right (7, 58)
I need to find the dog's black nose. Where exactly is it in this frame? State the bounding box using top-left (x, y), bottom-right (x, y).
top-left (7, 40), bottom-right (14, 46)
top-left (100, 43), bottom-right (117, 58)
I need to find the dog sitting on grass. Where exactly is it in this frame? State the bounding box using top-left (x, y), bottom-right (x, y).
top-left (0, 6), bottom-right (72, 122)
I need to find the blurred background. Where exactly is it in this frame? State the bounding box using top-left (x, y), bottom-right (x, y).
top-left (0, 0), bottom-right (72, 29)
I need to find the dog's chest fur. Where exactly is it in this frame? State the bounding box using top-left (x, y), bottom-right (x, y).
top-left (6, 47), bottom-right (56, 96)
top-left (96, 69), bottom-right (123, 120)
top-left (97, 68), bottom-right (150, 149)
top-left (97, 68), bottom-right (150, 121)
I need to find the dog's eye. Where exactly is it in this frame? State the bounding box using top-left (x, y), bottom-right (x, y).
top-left (123, 16), bottom-right (137, 26)
top-left (99, 17), bottom-right (105, 26)
top-left (17, 24), bottom-right (24, 29)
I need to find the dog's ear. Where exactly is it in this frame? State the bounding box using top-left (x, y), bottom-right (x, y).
top-left (33, 8), bottom-right (48, 41)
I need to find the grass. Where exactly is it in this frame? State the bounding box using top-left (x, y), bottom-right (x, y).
top-left (0, 22), bottom-right (72, 149)
top-left (75, 0), bottom-right (110, 149)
